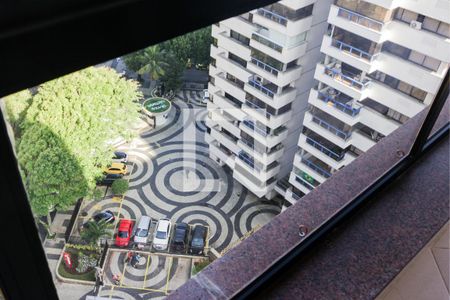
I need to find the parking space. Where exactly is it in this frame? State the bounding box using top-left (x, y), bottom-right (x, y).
top-left (101, 249), bottom-right (191, 297)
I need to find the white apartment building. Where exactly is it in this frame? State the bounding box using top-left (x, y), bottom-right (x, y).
top-left (205, 0), bottom-right (333, 199)
top-left (284, 0), bottom-right (450, 209)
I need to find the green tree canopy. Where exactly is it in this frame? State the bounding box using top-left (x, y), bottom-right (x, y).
top-left (14, 67), bottom-right (142, 220)
top-left (160, 53), bottom-right (185, 92)
top-left (137, 46), bottom-right (170, 80)
top-left (3, 89), bottom-right (33, 136)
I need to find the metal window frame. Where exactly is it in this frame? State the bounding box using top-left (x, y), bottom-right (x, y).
top-left (0, 0), bottom-right (448, 298)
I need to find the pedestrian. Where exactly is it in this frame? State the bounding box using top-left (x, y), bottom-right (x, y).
top-left (112, 274), bottom-right (121, 285)
top-left (124, 251), bottom-right (133, 263)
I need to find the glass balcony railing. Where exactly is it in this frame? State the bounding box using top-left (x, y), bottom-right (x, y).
top-left (324, 66), bottom-right (370, 90)
top-left (311, 115), bottom-right (352, 140)
top-left (317, 91), bottom-right (361, 117)
top-left (257, 8), bottom-right (288, 26)
top-left (250, 57), bottom-right (279, 76)
top-left (301, 157), bottom-right (332, 178)
top-left (336, 7), bottom-right (384, 32)
top-left (295, 173), bottom-right (315, 190)
top-left (331, 39), bottom-right (378, 61)
top-left (238, 151), bottom-right (255, 169)
top-left (248, 79), bottom-right (276, 98)
top-left (242, 119), bottom-right (269, 137)
top-left (305, 136), bottom-right (345, 161)
top-left (252, 32), bottom-right (283, 52)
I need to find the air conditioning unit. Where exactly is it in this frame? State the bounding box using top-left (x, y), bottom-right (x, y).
top-left (410, 21), bottom-right (422, 30)
top-left (255, 75), bottom-right (263, 83)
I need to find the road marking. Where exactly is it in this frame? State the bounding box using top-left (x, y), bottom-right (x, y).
top-left (109, 285), bottom-right (115, 299)
top-left (103, 284), bottom-right (166, 293)
top-left (119, 261), bottom-right (127, 287)
top-left (142, 254), bottom-right (151, 289)
top-left (165, 257), bottom-right (173, 295)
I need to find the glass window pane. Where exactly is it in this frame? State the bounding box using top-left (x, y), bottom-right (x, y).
top-left (408, 51), bottom-right (426, 65)
top-left (423, 56), bottom-right (440, 71)
top-left (422, 17), bottom-right (440, 32)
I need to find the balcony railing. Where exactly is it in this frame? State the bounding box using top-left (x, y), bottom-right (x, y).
top-left (248, 79), bottom-right (275, 98)
top-left (317, 91), bottom-right (361, 117)
top-left (331, 39), bottom-right (377, 61)
top-left (243, 119), bottom-right (269, 137)
top-left (337, 7), bottom-right (384, 32)
top-left (238, 151), bottom-right (255, 169)
top-left (257, 8), bottom-right (288, 26)
top-left (250, 57), bottom-right (279, 76)
top-left (301, 157), bottom-right (332, 178)
top-left (305, 136), bottom-right (344, 161)
top-left (324, 66), bottom-right (370, 90)
top-left (295, 174), bottom-right (315, 190)
top-left (252, 32), bottom-right (283, 52)
top-left (311, 115), bottom-right (352, 140)
top-left (245, 101), bottom-right (271, 119)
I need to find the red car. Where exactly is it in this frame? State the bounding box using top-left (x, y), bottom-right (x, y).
top-left (115, 219), bottom-right (134, 247)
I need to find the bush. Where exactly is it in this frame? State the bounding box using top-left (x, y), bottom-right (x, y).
top-left (76, 252), bottom-right (98, 273)
top-left (111, 179), bottom-right (129, 195)
top-left (92, 189), bottom-right (104, 201)
top-left (192, 260), bottom-right (210, 275)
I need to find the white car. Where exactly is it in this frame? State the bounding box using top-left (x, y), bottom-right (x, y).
top-left (152, 219), bottom-right (172, 251)
top-left (202, 89), bottom-right (209, 104)
top-left (133, 216), bottom-right (151, 248)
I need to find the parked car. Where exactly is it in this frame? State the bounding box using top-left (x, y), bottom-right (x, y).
top-left (189, 225), bottom-right (207, 255)
top-left (202, 89), bottom-right (209, 104)
top-left (152, 219), bottom-right (172, 251)
top-left (104, 162), bottom-right (127, 175)
top-left (115, 219), bottom-right (134, 247)
top-left (98, 173), bottom-right (123, 186)
top-left (172, 223), bottom-right (189, 252)
top-left (112, 151), bottom-right (128, 163)
top-left (195, 63), bottom-right (208, 71)
top-left (83, 210), bottom-right (115, 228)
top-left (133, 216), bottom-right (152, 249)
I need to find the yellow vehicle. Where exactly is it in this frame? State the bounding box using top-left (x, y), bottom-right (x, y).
top-left (104, 163), bottom-right (127, 175)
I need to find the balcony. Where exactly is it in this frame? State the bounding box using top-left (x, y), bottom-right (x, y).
top-left (210, 110), bottom-right (240, 138)
top-left (233, 165), bottom-right (277, 198)
top-left (217, 32), bottom-right (252, 62)
top-left (250, 31), bottom-right (308, 63)
top-left (238, 138), bottom-right (284, 165)
top-left (248, 57), bottom-right (303, 87)
top-left (220, 16), bottom-right (254, 38)
top-left (239, 120), bottom-right (288, 148)
top-left (215, 53), bottom-right (252, 83)
top-left (209, 141), bottom-right (236, 169)
top-left (248, 79), bottom-right (277, 98)
top-left (214, 73), bottom-right (246, 101)
top-left (301, 156), bottom-right (332, 179)
top-left (256, 8), bottom-right (288, 26)
top-left (305, 136), bottom-right (344, 162)
top-left (336, 7), bottom-right (383, 32)
top-left (317, 89), bottom-right (361, 117)
top-left (236, 151), bottom-right (281, 181)
top-left (212, 93), bottom-right (246, 121)
top-left (324, 66), bottom-right (370, 91)
top-left (328, 5), bottom-right (384, 43)
top-left (311, 114), bottom-right (352, 141)
top-left (315, 63), bottom-right (370, 100)
top-left (209, 126), bottom-right (240, 154)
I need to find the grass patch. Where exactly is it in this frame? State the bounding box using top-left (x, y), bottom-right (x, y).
top-left (192, 259), bottom-right (210, 276)
top-left (58, 262), bottom-right (96, 282)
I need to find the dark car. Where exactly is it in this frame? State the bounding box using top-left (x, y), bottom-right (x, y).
top-left (83, 210), bottom-right (115, 228)
top-left (98, 173), bottom-right (123, 186)
top-left (172, 223), bottom-right (189, 252)
top-left (112, 151), bottom-right (128, 163)
top-left (189, 225), bottom-right (207, 255)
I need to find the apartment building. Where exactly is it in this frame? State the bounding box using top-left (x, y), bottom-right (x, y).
top-left (205, 0), bottom-right (333, 199)
top-left (284, 0), bottom-right (450, 209)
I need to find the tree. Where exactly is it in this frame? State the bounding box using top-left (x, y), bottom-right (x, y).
top-left (160, 26), bottom-right (212, 66)
top-left (14, 67), bottom-right (142, 234)
top-left (111, 179), bottom-right (129, 195)
top-left (123, 49), bottom-right (145, 73)
top-left (3, 89), bottom-right (33, 136)
top-left (81, 220), bottom-right (111, 246)
top-left (137, 45), bottom-right (170, 81)
top-left (160, 53), bottom-right (185, 92)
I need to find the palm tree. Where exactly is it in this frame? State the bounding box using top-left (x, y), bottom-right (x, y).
top-left (81, 219), bottom-right (111, 246)
top-left (138, 46), bottom-right (170, 82)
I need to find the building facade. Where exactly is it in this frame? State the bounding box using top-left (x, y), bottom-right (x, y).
top-left (205, 0), bottom-right (333, 199)
top-left (205, 0), bottom-right (449, 204)
top-left (284, 0), bottom-right (450, 209)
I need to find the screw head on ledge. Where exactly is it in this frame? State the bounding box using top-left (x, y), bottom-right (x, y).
top-left (299, 225), bottom-right (308, 237)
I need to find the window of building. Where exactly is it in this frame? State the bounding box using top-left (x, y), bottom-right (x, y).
top-left (394, 8), bottom-right (450, 38)
top-left (369, 71), bottom-right (427, 102)
top-left (336, 0), bottom-right (391, 22)
top-left (381, 41), bottom-right (441, 72)
top-left (230, 30), bottom-right (250, 45)
top-left (228, 52), bottom-right (247, 68)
